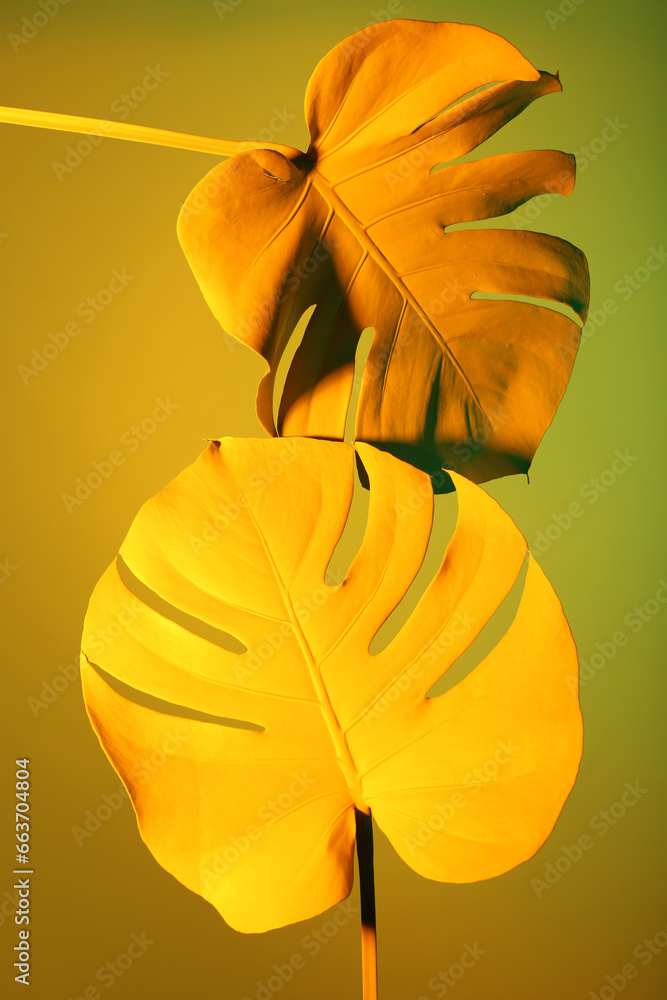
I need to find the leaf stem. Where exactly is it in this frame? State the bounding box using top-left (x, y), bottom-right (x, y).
top-left (0, 105), bottom-right (302, 160)
top-left (355, 808), bottom-right (377, 1000)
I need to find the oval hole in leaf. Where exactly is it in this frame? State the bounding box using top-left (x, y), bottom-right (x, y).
top-left (470, 290), bottom-right (584, 325)
top-left (369, 487), bottom-right (460, 655)
top-left (87, 659), bottom-right (265, 731)
top-left (445, 218), bottom-right (519, 233)
top-left (117, 554), bottom-right (247, 654)
top-left (426, 552), bottom-right (530, 698)
top-left (324, 448), bottom-right (370, 585)
top-left (430, 152), bottom-right (482, 174)
top-left (412, 81), bottom-right (505, 133)
top-left (271, 305), bottom-right (316, 430)
top-left (344, 326), bottom-right (375, 442)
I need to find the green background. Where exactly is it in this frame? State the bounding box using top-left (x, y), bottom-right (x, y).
top-left (1, 0), bottom-right (665, 997)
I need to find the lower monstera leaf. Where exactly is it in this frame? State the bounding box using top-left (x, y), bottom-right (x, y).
top-left (81, 438), bottom-right (582, 933)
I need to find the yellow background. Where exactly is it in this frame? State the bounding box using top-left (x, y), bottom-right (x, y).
top-left (1, 0), bottom-right (665, 997)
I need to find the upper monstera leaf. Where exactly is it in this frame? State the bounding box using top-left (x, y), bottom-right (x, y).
top-left (177, 19), bottom-right (589, 484)
top-left (80, 438), bottom-right (582, 933)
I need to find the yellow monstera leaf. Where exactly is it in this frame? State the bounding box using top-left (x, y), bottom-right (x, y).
top-left (178, 20), bottom-right (589, 483)
top-left (81, 438), bottom-right (582, 933)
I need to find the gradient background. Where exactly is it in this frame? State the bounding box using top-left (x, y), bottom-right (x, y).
top-left (1, 0), bottom-right (665, 997)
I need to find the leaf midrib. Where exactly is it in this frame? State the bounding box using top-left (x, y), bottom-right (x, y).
top-left (307, 168), bottom-right (490, 428)
top-left (228, 464), bottom-right (368, 812)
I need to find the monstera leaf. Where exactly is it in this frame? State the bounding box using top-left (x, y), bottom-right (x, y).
top-left (177, 20), bottom-right (589, 484)
top-left (80, 438), bottom-right (582, 933)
